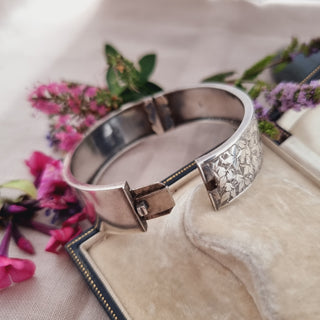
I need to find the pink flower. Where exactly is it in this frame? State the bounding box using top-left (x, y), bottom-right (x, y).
top-left (45, 225), bottom-right (82, 253)
top-left (89, 101), bottom-right (98, 111)
top-left (62, 211), bottom-right (86, 226)
top-left (12, 224), bottom-right (35, 255)
top-left (69, 85), bottom-right (86, 97)
top-left (55, 129), bottom-right (83, 152)
top-left (56, 115), bottom-right (71, 128)
top-left (68, 98), bottom-right (81, 114)
top-left (47, 82), bottom-right (68, 96)
top-left (45, 204), bottom-right (96, 253)
top-left (0, 223), bottom-right (36, 289)
top-left (85, 87), bottom-right (98, 98)
top-left (26, 151), bottom-right (78, 209)
top-left (98, 106), bottom-right (108, 116)
top-left (25, 151), bottom-right (60, 187)
top-left (31, 100), bottom-right (60, 115)
top-left (37, 161), bottom-right (77, 209)
top-left (83, 115), bottom-right (96, 127)
top-left (35, 85), bottom-right (51, 98)
top-left (0, 256), bottom-right (36, 289)
top-left (16, 238), bottom-right (35, 255)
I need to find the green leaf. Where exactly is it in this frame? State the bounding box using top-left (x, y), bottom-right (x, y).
top-left (120, 89), bottom-right (145, 104)
top-left (120, 82), bottom-right (163, 104)
top-left (105, 44), bottom-right (119, 59)
top-left (248, 80), bottom-right (267, 100)
top-left (202, 71), bottom-right (235, 83)
top-left (140, 81), bottom-right (163, 95)
top-left (273, 62), bottom-right (289, 73)
top-left (106, 68), bottom-right (125, 95)
top-left (313, 87), bottom-right (320, 103)
top-left (0, 180), bottom-right (37, 198)
top-left (258, 120), bottom-right (280, 141)
top-left (248, 86), bottom-right (262, 100)
top-left (139, 54), bottom-right (156, 81)
top-left (241, 54), bottom-right (277, 81)
top-left (281, 37), bottom-right (299, 61)
top-left (234, 80), bottom-right (246, 91)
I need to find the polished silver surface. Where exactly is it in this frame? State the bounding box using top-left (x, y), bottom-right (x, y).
top-left (63, 84), bottom-right (262, 232)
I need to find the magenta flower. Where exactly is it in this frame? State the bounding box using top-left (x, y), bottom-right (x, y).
top-left (85, 86), bottom-right (98, 98)
top-left (89, 101), bottom-right (98, 111)
top-left (67, 97), bottom-right (82, 115)
top-left (46, 82), bottom-right (68, 96)
top-left (31, 100), bottom-right (60, 115)
top-left (83, 115), bottom-right (96, 127)
top-left (45, 224), bottom-right (82, 253)
top-left (12, 224), bottom-right (35, 255)
top-left (45, 204), bottom-right (96, 253)
top-left (0, 223), bottom-right (36, 289)
top-left (54, 129), bottom-right (83, 152)
top-left (56, 115), bottom-right (71, 128)
top-left (37, 161), bottom-right (77, 209)
top-left (62, 211), bottom-right (87, 226)
top-left (25, 151), bottom-right (60, 187)
top-left (25, 151), bottom-right (78, 210)
top-left (28, 81), bottom-right (117, 151)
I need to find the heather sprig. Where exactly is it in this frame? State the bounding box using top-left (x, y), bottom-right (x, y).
top-left (203, 37), bottom-right (320, 140)
top-left (266, 81), bottom-right (320, 113)
top-left (29, 82), bottom-right (120, 151)
top-left (29, 44), bottom-right (162, 152)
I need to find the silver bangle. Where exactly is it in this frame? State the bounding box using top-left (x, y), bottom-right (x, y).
top-left (63, 84), bottom-right (262, 232)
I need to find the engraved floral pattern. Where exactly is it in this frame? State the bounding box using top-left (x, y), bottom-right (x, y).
top-left (202, 116), bottom-right (262, 209)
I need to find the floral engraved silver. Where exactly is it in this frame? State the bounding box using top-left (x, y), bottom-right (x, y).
top-left (200, 116), bottom-right (263, 210)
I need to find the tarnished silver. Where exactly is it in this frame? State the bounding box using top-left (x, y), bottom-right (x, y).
top-left (63, 84), bottom-right (262, 232)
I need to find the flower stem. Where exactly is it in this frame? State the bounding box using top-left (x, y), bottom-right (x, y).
top-left (23, 220), bottom-right (57, 235)
top-left (0, 222), bottom-right (13, 257)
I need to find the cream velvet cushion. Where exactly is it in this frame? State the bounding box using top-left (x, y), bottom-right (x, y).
top-left (81, 145), bottom-right (320, 320)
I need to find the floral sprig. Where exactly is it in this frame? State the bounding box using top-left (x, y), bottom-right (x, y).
top-left (29, 82), bottom-right (121, 151)
top-left (29, 45), bottom-right (162, 152)
top-left (203, 37), bottom-right (320, 140)
top-left (0, 151), bottom-right (95, 289)
top-left (266, 81), bottom-right (320, 113)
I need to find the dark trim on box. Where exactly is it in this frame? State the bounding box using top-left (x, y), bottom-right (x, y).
top-left (162, 160), bottom-right (197, 186)
top-left (65, 220), bottom-right (127, 320)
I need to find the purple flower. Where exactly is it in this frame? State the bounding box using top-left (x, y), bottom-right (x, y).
top-left (254, 100), bottom-right (269, 120)
top-left (265, 81), bottom-right (320, 114)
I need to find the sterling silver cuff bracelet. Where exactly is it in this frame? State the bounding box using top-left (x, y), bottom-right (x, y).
top-left (63, 84), bottom-right (262, 232)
